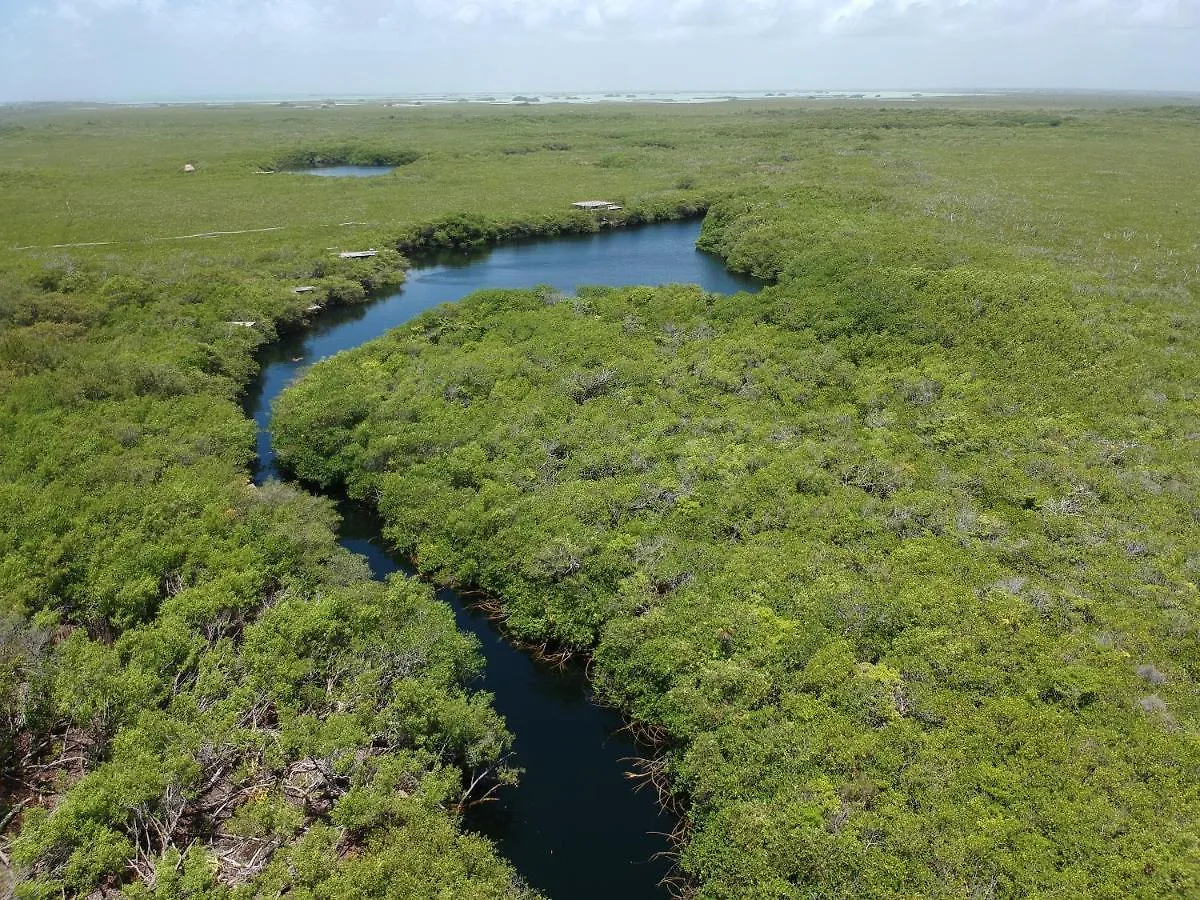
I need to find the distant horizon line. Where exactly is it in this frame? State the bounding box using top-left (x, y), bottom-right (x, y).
top-left (5, 87), bottom-right (1200, 106)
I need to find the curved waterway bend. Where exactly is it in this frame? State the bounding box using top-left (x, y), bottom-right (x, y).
top-left (243, 220), bottom-right (762, 899)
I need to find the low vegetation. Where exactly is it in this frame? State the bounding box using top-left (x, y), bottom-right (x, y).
top-left (2, 97), bottom-right (1197, 898)
top-left (275, 113), bottom-right (1200, 896)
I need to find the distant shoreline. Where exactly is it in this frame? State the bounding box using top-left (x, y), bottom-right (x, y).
top-left (6, 88), bottom-right (1200, 108)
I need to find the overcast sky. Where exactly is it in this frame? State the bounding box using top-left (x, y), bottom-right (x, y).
top-left (1, 0), bottom-right (1197, 101)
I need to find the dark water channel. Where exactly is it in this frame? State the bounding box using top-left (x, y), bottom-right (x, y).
top-left (242, 220), bottom-right (761, 899)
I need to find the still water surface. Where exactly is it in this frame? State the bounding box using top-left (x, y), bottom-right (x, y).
top-left (288, 165), bottom-right (396, 177)
top-left (243, 220), bottom-right (761, 899)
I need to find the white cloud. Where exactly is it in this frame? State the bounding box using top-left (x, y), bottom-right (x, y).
top-left (400, 0), bottom-right (1200, 33)
top-left (21, 0), bottom-right (1200, 39)
top-left (1, 0), bottom-right (1197, 99)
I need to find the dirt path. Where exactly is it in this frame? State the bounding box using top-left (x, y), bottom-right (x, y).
top-left (9, 222), bottom-right (370, 252)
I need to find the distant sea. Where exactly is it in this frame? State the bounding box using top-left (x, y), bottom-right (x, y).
top-left (73, 89), bottom-right (992, 108)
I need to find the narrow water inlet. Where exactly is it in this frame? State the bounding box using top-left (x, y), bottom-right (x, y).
top-left (241, 220), bottom-right (762, 898)
top-left (284, 165), bottom-right (397, 177)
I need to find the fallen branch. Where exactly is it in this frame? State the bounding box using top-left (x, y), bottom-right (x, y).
top-left (0, 798), bottom-right (29, 834)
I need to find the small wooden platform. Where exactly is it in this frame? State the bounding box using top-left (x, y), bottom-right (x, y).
top-left (572, 200), bottom-right (621, 211)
